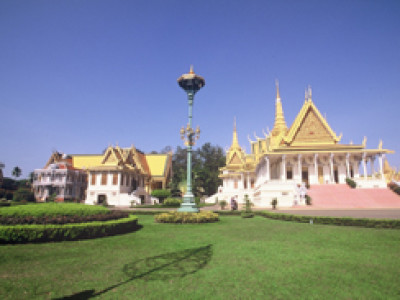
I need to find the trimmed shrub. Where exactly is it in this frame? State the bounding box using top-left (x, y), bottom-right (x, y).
top-left (214, 210), bottom-right (241, 216)
top-left (163, 198), bottom-right (182, 207)
top-left (346, 178), bottom-right (357, 188)
top-left (0, 214), bottom-right (139, 243)
top-left (305, 195), bottom-right (312, 205)
top-left (0, 203), bottom-right (110, 218)
top-left (271, 198), bottom-right (278, 209)
top-left (154, 211), bottom-right (219, 224)
top-left (243, 194), bottom-right (253, 213)
top-left (0, 210), bottom-right (129, 225)
top-left (151, 189), bottom-right (171, 203)
top-left (258, 211), bottom-right (400, 229)
top-left (388, 183), bottom-right (400, 196)
top-left (219, 200), bottom-right (227, 210)
top-left (241, 212), bottom-right (254, 218)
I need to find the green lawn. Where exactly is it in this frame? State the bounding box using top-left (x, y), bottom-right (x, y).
top-left (1, 215), bottom-right (399, 299)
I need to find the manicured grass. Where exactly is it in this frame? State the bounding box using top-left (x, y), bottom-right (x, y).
top-left (0, 203), bottom-right (110, 217)
top-left (1, 215), bottom-right (399, 299)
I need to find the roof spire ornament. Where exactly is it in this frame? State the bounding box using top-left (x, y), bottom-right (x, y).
top-left (231, 117), bottom-right (240, 148)
top-left (305, 89), bottom-right (308, 103)
top-left (189, 65), bottom-right (194, 74)
top-left (308, 85), bottom-right (312, 102)
top-left (271, 80), bottom-right (288, 136)
top-left (275, 79), bottom-right (280, 101)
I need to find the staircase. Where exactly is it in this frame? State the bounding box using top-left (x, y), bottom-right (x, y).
top-left (308, 184), bottom-right (400, 208)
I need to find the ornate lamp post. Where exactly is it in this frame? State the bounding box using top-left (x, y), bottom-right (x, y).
top-left (177, 66), bottom-right (205, 213)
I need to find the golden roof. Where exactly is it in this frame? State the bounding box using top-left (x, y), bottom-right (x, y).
top-left (145, 154), bottom-right (171, 177)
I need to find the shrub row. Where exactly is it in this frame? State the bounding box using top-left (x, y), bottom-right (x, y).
top-left (0, 214), bottom-right (139, 243)
top-left (0, 210), bottom-right (129, 225)
top-left (258, 211), bottom-right (400, 229)
top-left (0, 203), bottom-right (110, 218)
top-left (154, 211), bottom-right (219, 224)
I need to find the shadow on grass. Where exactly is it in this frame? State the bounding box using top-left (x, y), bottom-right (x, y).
top-left (53, 244), bottom-right (213, 300)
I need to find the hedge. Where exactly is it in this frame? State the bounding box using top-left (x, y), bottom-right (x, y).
top-left (0, 203), bottom-right (110, 218)
top-left (154, 211), bottom-right (219, 224)
top-left (0, 210), bottom-right (129, 225)
top-left (0, 215), bottom-right (139, 243)
top-left (257, 211), bottom-right (400, 229)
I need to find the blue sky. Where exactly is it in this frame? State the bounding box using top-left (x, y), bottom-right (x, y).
top-left (1, 0), bottom-right (399, 178)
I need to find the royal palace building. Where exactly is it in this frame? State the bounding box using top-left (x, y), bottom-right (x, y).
top-left (216, 84), bottom-right (393, 207)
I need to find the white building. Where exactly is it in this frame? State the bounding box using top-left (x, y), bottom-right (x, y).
top-left (209, 84), bottom-right (393, 207)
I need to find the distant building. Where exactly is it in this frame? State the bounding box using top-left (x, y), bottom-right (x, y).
top-left (34, 145), bottom-right (172, 206)
top-left (33, 153), bottom-right (87, 202)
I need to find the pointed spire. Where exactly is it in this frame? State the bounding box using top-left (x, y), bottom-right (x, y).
top-left (271, 80), bottom-right (287, 136)
top-left (275, 79), bottom-right (280, 101)
top-left (231, 117), bottom-right (240, 148)
top-left (189, 65), bottom-right (194, 74)
top-left (308, 85), bottom-right (312, 102)
top-left (305, 89), bottom-right (308, 103)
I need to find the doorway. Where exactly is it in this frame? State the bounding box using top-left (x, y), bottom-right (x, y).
top-left (318, 167), bottom-right (324, 184)
top-left (97, 194), bottom-right (107, 205)
top-left (302, 168), bottom-right (309, 185)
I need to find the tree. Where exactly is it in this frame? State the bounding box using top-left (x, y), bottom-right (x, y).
top-left (170, 143), bottom-right (226, 198)
top-left (12, 166), bottom-right (22, 179)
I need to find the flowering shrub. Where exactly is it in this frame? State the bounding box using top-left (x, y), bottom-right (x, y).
top-left (163, 198), bottom-right (182, 207)
top-left (154, 211), bottom-right (219, 224)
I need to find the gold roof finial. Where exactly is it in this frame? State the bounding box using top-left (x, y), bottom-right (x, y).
top-left (308, 85), bottom-right (312, 102)
top-left (271, 81), bottom-right (287, 136)
top-left (232, 117), bottom-right (239, 148)
top-left (275, 79), bottom-right (280, 100)
top-left (305, 88), bottom-right (308, 103)
top-left (189, 65), bottom-right (194, 74)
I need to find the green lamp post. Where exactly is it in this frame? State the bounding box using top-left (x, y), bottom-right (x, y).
top-left (177, 66), bottom-right (205, 213)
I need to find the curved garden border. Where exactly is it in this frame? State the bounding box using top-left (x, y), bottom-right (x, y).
top-left (0, 214), bottom-right (139, 244)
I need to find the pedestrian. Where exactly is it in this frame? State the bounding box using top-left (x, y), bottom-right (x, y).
top-left (230, 197), bottom-right (235, 210)
top-left (300, 183), bottom-right (307, 204)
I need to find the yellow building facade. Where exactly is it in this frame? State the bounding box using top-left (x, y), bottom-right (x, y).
top-left (217, 84), bottom-right (394, 207)
top-left (34, 145), bottom-right (172, 205)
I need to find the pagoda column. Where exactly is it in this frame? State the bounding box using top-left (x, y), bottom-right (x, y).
top-left (247, 173), bottom-right (251, 190)
top-left (330, 153), bottom-right (334, 183)
top-left (378, 154), bottom-right (384, 180)
top-left (298, 154), bottom-right (302, 182)
top-left (370, 157), bottom-right (375, 177)
top-left (240, 173), bottom-right (244, 189)
top-left (281, 155), bottom-right (286, 181)
top-left (314, 154), bottom-right (318, 184)
top-left (362, 153), bottom-right (368, 179)
top-left (265, 156), bottom-right (271, 181)
top-left (346, 153), bottom-right (350, 178)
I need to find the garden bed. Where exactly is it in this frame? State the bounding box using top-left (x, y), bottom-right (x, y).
top-left (0, 203), bottom-right (139, 243)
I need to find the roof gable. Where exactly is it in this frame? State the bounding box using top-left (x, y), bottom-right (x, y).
top-left (284, 100), bottom-right (341, 146)
top-left (229, 153), bottom-right (242, 164)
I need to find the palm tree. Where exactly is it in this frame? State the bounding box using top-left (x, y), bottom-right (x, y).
top-left (12, 166), bottom-right (22, 179)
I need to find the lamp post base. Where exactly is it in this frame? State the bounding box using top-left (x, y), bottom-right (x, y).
top-left (178, 194), bottom-right (199, 213)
